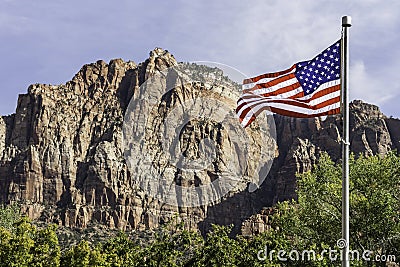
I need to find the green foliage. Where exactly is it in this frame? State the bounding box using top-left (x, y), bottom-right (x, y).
top-left (31, 223), bottom-right (61, 267)
top-left (190, 224), bottom-right (241, 267)
top-left (0, 152), bottom-right (398, 266)
top-left (0, 204), bottom-right (21, 231)
top-left (0, 217), bottom-right (60, 267)
top-left (100, 232), bottom-right (138, 266)
top-left (350, 152), bottom-right (400, 256)
top-left (273, 152), bottom-right (400, 266)
top-left (135, 221), bottom-right (204, 267)
top-left (61, 240), bottom-right (106, 267)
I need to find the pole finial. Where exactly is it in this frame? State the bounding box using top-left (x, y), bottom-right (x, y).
top-left (342, 16), bottom-right (352, 27)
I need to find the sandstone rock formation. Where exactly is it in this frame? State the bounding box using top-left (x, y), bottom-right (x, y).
top-left (0, 48), bottom-right (399, 236)
top-left (240, 100), bottom-right (400, 235)
top-left (259, 99), bottom-right (400, 206)
top-left (0, 48), bottom-right (273, 233)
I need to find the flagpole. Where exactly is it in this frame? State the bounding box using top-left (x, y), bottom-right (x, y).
top-left (341, 15), bottom-right (351, 267)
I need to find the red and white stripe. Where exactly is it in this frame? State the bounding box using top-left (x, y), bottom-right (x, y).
top-left (236, 66), bottom-right (341, 128)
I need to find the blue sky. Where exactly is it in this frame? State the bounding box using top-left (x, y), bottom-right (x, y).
top-left (1, 0), bottom-right (399, 117)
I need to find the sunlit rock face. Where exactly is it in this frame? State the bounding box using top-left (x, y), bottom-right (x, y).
top-left (0, 48), bottom-right (398, 236)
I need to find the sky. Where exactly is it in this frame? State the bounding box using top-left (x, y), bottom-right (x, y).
top-left (0, 0), bottom-right (399, 117)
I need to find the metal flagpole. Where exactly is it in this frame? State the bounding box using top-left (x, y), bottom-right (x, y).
top-left (341, 15), bottom-right (351, 267)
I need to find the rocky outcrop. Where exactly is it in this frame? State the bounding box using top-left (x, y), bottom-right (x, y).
top-left (0, 48), bottom-right (273, 232)
top-left (241, 207), bottom-right (274, 236)
top-left (385, 117), bottom-right (400, 152)
top-left (240, 101), bottom-right (400, 235)
top-left (264, 100), bottom-right (398, 204)
top-left (1, 54), bottom-right (150, 229)
top-left (0, 48), bottom-right (399, 236)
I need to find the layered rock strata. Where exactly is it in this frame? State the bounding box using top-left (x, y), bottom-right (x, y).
top-left (1, 48), bottom-right (398, 236)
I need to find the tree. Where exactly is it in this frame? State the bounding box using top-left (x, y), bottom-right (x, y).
top-left (272, 152), bottom-right (400, 266)
top-left (189, 224), bottom-right (242, 267)
top-left (0, 217), bottom-right (60, 267)
top-left (0, 204), bottom-right (21, 231)
top-left (101, 232), bottom-right (139, 267)
top-left (0, 218), bottom-right (35, 267)
top-left (136, 221), bottom-right (203, 267)
top-left (31, 224), bottom-right (61, 267)
top-left (61, 240), bottom-right (107, 267)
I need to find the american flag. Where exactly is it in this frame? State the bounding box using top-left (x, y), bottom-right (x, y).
top-left (236, 40), bottom-right (341, 128)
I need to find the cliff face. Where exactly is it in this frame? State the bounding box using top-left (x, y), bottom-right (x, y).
top-left (0, 49), bottom-right (399, 235)
top-left (266, 100), bottom-right (399, 204)
top-left (0, 57), bottom-right (139, 228)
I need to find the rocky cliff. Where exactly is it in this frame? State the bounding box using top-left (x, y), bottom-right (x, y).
top-left (0, 48), bottom-right (399, 235)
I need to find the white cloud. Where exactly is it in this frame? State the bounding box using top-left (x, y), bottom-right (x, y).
top-left (350, 60), bottom-right (393, 104)
top-left (0, 0), bottom-right (399, 117)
